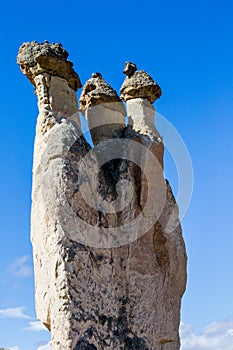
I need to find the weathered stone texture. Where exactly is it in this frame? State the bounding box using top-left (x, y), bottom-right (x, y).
top-left (79, 73), bottom-right (125, 145)
top-left (120, 62), bottom-right (162, 103)
top-left (17, 41), bottom-right (81, 90)
top-left (79, 73), bottom-right (125, 115)
top-left (17, 42), bottom-right (187, 350)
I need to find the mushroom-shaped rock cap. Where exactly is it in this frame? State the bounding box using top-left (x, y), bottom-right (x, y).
top-left (120, 62), bottom-right (162, 103)
top-left (79, 73), bottom-right (125, 115)
top-left (17, 41), bottom-right (81, 91)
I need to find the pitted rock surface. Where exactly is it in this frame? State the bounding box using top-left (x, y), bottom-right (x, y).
top-left (18, 41), bottom-right (187, 350)
top-left (17, 41), bottom-right (81, 90)
top-left (120, 62), bottom-right (162, 103)
top-left (79, 73), bottom-right (125, 115)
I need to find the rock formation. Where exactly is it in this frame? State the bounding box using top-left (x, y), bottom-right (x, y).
top-left (17, 42), bottom-right (187, 350)
top-left (79, 72), bottom-right (125, 145)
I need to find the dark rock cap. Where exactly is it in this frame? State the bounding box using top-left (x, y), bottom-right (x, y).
top-left (120, 62), bottom-right (162, 103)
top-left (79, 73), bottom-right (125, 115)
top-left (17, 41), bottom-right (81, 91)
top-left (123, 62), bottom-right (137, 78)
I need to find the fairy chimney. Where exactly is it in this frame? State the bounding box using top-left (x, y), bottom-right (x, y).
top-left (79, 72), bottom-right (125, 145)
top-left (17, 41), bottom-right (187, 350)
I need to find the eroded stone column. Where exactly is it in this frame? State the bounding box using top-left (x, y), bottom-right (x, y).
top-left (17, 41), bottom-right (91, 348)
top-left (17, 42), bottom-right (187, 350)
top-left (119, 62), bottom-right (187, 349)
top-left (120, 61), bottom-right (164, 167)
top-left (17, 41), bottom-right (82, 170)
top-left (79, 72), bottom-right (125, 145)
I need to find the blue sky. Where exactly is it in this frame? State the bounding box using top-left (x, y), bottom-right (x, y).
top-left (0, 0), bottom-right (233, 349)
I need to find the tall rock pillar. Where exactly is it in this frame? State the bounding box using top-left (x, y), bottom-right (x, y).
top-left (17, 42), bottom-right (187, 350)
top-left (17, 41), bottom-right (89, 348)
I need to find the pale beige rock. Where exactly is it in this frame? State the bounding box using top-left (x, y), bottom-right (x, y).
top-left (31, 73), bottom-right (80, 174)
top-left (125, 97), bottom-right (164, 167)
top-left (79, 73), bottom-right (125, 145)
top-left (17, 43), bottom-right (187, 350)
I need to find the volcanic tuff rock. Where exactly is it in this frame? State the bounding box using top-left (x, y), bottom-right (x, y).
top-left (79, 72), bottom-right (125, 145)
top-left (17, 41), bottom-right (81, 90)
top-left (120, 61), bottom-right (162, 103)
top-left (79, 72), bottom-right (125, 115)
top-left (17, 41), bottom-right (187, 350)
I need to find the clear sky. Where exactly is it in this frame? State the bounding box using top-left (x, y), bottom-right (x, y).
top-left (0, 0), bottom-right (233, 349)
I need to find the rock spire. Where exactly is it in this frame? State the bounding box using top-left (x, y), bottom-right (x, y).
top-left (79, 72), bottom-right (125, 145)
top-left (17, 42), bottom-right (187, 350)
